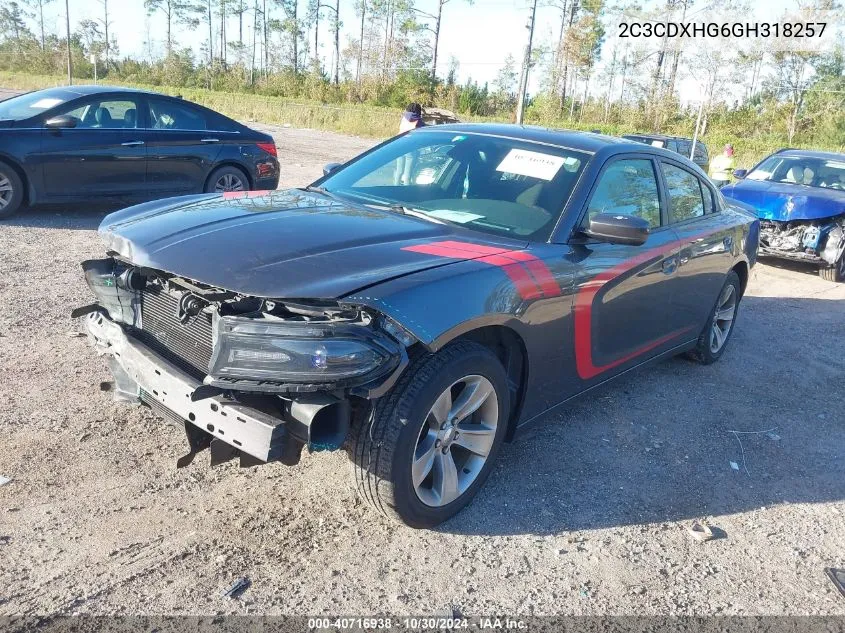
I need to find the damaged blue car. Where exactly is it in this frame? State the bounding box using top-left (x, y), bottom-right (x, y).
top-left (722, 149), bottom-right (845, 281)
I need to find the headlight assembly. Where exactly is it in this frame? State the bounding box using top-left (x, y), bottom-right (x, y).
top-left (208, 316), bottom-right (400, 385)
top-left (81, 258), bottom-right (142, 327)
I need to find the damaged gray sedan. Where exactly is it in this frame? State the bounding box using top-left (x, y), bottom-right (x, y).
top-left (76, 126), bottom-right (758, 527)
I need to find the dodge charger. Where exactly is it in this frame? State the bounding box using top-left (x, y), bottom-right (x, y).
top-left (76, 125), bottom-right (759, 527)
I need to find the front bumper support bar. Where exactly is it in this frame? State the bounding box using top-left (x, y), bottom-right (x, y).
top-left (85, 311), bottom-right (300, 465)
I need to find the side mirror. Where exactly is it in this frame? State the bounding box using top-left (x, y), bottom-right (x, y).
top-left (583, 212), bottom-right (649, 246)
top-left (733, 169), bottom-right (747, 179)
top-left (323, 162), bottom-right (342, 176)
top-left (45, 114), bottom-right (77, 129)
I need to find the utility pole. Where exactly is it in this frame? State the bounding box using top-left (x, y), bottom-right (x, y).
top-left (65, 0), bottom-right (73, 85)
top-left (515, 0), bottom-right (537, 125)
top-left (102, 0), bottom-right (110, 70)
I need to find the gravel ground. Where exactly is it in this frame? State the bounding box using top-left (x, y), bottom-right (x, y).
top-left (1, 122), bottom-right (844, 617)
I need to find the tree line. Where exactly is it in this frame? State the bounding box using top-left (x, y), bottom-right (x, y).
top-left (0, 0), bottom-right (843, 152)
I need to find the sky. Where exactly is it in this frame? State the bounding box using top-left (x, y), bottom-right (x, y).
top-left (54, 0), bottom-right (818, 102)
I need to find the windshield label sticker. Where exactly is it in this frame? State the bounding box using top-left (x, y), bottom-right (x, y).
top-left (426, 209), bottom-right (485, 224)
top-left (563, 156), bottom-right (581, 172)
top-left (30, 98), bottom-right (64, 110)
top-left (496, 149), bottom-right (566, 181)
top-left (650, 140), bottom-right (665, 148)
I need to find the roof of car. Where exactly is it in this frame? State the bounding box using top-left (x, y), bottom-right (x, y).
top-left (776, 148), bottom-right (845, 161)
top-left (622, 133), bottom-right (701, 143)
top-left (415, 123), bottom-right (633, 153)
top-left (33, 85), bottom-right (169, 99)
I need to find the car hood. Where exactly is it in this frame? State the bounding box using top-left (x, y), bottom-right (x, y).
top-left (99, 190), bottom-right (522, 299)
top-left (721, 179), bottom-right (845, 221)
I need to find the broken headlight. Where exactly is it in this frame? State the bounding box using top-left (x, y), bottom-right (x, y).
top-left (208, 316), bottom-right (399, 384)
top-left (81, 258), bottom-right (143, 327)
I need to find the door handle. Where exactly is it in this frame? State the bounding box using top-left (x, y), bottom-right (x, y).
top-left (662, 257), bottom-right (678, 274)
top-left (201, 138), bottom-right (220, 143)
top-left (121, 141), bottom-right (144, 146)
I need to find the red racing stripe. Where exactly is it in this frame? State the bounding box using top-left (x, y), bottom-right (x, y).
top-left (574, 229), bottom-right (721, 380)
top-left (476, 254), bottom-right (544, 300)
top-left (402, 243), bottom-right (489, 259)
top-left (402, 240), bottom-right (562, 300)
top-left (433, 240), bottom-right (514, 256)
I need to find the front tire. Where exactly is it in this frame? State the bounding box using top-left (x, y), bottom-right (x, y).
top-left (819, 253), bottom-right (845, 282)
top-left (348, 341), bottom-right (510, 528)
top-left (0, 162), bottom-right (24, 220)
top-left (687, 270), bottom-right (741, 365)
top-left (205, 165), bottom-right (249, 193)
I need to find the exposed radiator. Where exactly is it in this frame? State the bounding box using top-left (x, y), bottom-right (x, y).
top-left (131, 288), bottom-right (214, 380)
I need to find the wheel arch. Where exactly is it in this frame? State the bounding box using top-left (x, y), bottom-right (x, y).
top-left (0, 154), bottom-right (31, 205)
top-left (448, 324), bottom-right (529, 442)
top-left (731, 260), bottom-right (749, 296)
top-left (205, 161), bottom-right (253, 191)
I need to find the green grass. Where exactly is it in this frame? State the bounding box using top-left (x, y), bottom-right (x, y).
top-left (1, 70), bottom-right (838, 169)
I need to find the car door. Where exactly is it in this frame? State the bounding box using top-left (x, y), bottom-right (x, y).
top-left (659, 159), bottom-right (735, 333)
top-left (566, 155), bottom-right (685, 385)
top-left (144, 97), bottom-right (226, 194)
top-left (38, 96), bottom-right (147, 198)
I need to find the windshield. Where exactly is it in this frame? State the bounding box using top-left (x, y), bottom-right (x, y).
top-left (0, 90), bottom-right (72, 121)
top-left (747, 155), bottom-right (845, 191)
top-left (317, 130), bottom-right (589, 241)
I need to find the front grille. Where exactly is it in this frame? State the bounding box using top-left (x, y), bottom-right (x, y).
top-left (132, 288), bottom-right (214, 380)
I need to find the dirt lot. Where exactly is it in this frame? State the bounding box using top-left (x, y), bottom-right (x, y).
top-left (1, 123), bottom-right (844, 618)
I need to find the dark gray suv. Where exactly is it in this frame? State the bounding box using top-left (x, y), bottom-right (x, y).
top-left (622, 134), bottom-right (710, 171)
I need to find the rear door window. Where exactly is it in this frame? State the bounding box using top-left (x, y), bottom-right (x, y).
top-left (147, 98), bottom-right (207, 131)
top-left (661, 162), bottom-right (705, 222)
top-left (586, 158), bottom-right (662, 229)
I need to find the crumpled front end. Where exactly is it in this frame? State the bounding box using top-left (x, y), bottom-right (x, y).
top-left (76, 258), bottom-right (411, 468)
top-left (759, 215), bottom-right (845, 267)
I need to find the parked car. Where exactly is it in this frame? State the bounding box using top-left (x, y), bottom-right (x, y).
top-left (622, 134), bottom-right (709, 171)
top-left (0, 85), bottom-right (279, 219)
top-left (421, 107), bottom-right (460, 125)
top-left (76, 125), bottom-right (758, 527)
top-left (721, 149), bottom-right (845, 281)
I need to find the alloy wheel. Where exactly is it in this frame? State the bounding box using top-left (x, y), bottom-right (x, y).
top-left (214, 173), bottom-right (245, 192)
top-left (710, 284), bottom-right (737, 353)
top-left (412, 375), bottom-right (499, 507)
top-left (0, 173), bottom-right (12, 210)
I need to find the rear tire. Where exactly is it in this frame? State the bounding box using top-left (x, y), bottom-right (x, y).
top-left (686, 271), bottom-right (741, 365)
top-left (819, 254), bottom-right (845, 282)
top-left (0, 161), bottom-right (24, 220)
top-left (347, 341), bottom-right (510, 528)
top-left (204, 165), bottom-right (249, 193)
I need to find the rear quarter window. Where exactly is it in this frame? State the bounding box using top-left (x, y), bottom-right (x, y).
top-left (148, 98), bottom-right (207, 131)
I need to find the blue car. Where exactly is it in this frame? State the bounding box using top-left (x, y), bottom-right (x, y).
top-left (721, 149), bottom-right (845, 281)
